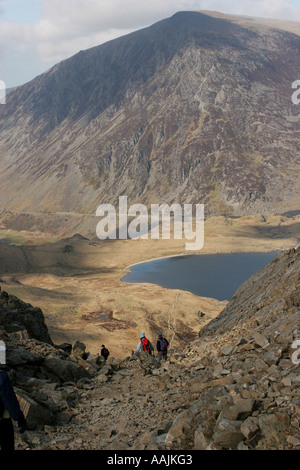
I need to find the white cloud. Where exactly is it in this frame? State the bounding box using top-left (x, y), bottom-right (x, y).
top-left (2, 0), bottom-right (300, 86)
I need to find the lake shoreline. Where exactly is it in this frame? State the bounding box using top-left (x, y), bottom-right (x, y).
top-left (122, 251), bottom-right (279, 301)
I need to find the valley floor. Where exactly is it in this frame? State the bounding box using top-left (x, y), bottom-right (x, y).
top-left (0, 212), bottom-right (299, 357)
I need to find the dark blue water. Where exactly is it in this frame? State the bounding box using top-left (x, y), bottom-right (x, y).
top-left (122, 252), bottom-right (277, 301)
top-left (282, 210), bottom-right (300, 217)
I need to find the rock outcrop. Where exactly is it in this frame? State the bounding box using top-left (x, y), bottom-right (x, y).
top-left (1, 246), bottom-right (300, 450)
top-left (0, 289), bottom-right (100, 431)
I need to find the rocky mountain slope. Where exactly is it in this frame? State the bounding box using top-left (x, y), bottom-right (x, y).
top-left (0, 245), bottom-right (299, 451)
top-left (1, 11), bottom-right (300, 217)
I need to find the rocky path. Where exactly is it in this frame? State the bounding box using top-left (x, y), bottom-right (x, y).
top-left (15, 354), bottom-right (194, 451)
top-left (14, 325), bottom-right (300, 451)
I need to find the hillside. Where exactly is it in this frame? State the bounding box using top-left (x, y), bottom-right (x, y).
top-left (0, 245), bottom-right (299, 450)
top-left (0, 11), bottom-right (300, 218)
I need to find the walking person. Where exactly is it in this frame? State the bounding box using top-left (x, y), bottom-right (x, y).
top-left (101, 345), bottom-right (110, 361)
top-left (157, 333), bottom-right (169, 361)
top-left (0, 369), bottom-right (27, 451)
top-left (134, 333), bottom-right (154, 355)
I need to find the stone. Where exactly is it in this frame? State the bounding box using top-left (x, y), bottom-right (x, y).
top-left (213, 418), bottom-right (244, 449)
top-left (287, 435), bottom-right (300, 447)
top-left (194, 425), bottom-right (209, 450)
top-left (136, 351), bottom-right (161, 368)
top-left (221, 399), bottom-right (255, 421)
top-left (72, 340), bottom-right (86, 356)
top-left (240, 417), bottom-right (259, 439)
top-left (221, 345), bottom-right (235, 356)
top-left (263, 349), bottom-right (282, 366)
top-left (16, 389), bottom-right (55, 429)
top-left (42, 357), bottom-right (91, 383)
top-left (56, 410), bottom-right (74, 425)
top-left (108, 440), bottom-right (132, 450)
top-left (258, 413), bottom-right (283, 438)
top-left (237, 441), bottom-right (249, 450)
top-left (253, 332), bottom-right (269, 349)
top-left (165, 410), bottom-right (194, 448)
top-left (6, 347), bottom-right (43, 366)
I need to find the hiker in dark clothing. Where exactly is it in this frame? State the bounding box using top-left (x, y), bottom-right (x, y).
top-left (157, 333), bottom-right (169, 361)
top-left (0, 370), bottom-right (27, 451)
top-left (101, 345), bottom-right (110, 361)
top-left (135, 333), bottom-right (154, 355)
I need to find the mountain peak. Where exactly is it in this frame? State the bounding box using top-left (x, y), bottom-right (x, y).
top-left (0, 11), bottom-right (300, 216)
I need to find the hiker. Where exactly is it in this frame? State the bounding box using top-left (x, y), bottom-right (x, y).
top-left (134, 333), bottom-right (154, 355)
top-left (101, 345), bottom-right (110, 361)
top-left (0, 369), bottom-right (27, 451)
top-left (157, 333), bottom-right (169, 361)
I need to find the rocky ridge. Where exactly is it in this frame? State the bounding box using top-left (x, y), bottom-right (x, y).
top-left (0, 246), bottom-right (299, 450)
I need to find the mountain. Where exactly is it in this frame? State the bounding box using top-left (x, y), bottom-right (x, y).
top-left (1, 246), bottom-right (300, 450)
top-left (1, 11), bottom-right (300, 218)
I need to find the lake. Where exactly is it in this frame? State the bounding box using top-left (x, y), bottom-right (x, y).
top-left (122, 252), bottom-right (277, 301)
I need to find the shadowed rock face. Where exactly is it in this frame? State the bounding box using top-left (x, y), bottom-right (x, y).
top-left (1, 11), bottom-right (300, 216)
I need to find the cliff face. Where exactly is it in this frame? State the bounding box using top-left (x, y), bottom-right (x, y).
top-left (1, 11), bottom-right (300, 216)
top-left (1, 247), bottom-right (300, 450)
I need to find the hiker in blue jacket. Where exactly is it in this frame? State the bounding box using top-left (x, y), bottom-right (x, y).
top-left (0, 369), bottom-right (27, 451)
top-left (134, 333), bottom-right (154, 355)
top-left (157, 333), bottom-right (169, 361)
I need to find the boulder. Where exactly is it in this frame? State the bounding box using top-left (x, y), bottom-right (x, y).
top-left (194, 425), bottom-right (209, 450)
top-left (136, 351), bottom-right (161, 369)
top-left (221, 398), bottom-right (255, 421)
top-left (72, 340), bottom-right (86, 356)
top-left (16, 389), bottom-right (55, 430)
top-left (41, 357), bottom-right (91, 383)
top-left (0, 292), bottom-right (53, 344)
top-left (6, 347), bottom-right (43, 366)
top-left (165, 410), bottom-right (194, 448)
top-left (240, 417), bottom-right (259, 439)
top-left (253, 332), bottom-right (269, 349)
top-left (212, 418), bottom-right (245, 449)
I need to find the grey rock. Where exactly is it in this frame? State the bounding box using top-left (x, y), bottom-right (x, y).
top-left (165, 410), bottom-right (194, 448)
top-left (42, 357), bottom-right (91, 383)
top-left (213, 418), bottom-right (245, 449)
top-left (6, 347), bottom-right (42, 366)
top-left (241, 417), bottom-right (259, 439)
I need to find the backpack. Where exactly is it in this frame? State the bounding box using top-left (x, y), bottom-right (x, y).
top-left (102, 348), bottom-right (109, 356)
top-left (141, 338), bottom-right (150, 353)
top-left (160, 338), bottom-right (168, 351)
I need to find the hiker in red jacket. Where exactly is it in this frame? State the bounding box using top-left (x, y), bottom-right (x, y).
top-left (157, 333), bottom-right (169, 361)
top-left (134, 333), bottom-right (154, 355)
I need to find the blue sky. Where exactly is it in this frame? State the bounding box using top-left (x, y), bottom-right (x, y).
top-left (1, 0), bottom-right (300, 88)
top-left (1, 0), bottom-right (41, 23)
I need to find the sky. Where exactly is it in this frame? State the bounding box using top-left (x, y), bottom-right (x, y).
top-left (1, 0), bottom-right (300, 88)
